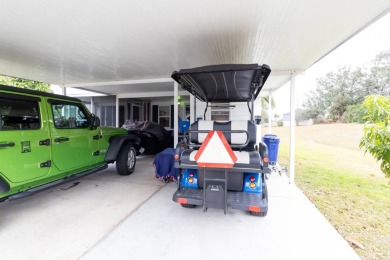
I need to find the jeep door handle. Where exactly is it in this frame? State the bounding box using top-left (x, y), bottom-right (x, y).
top-left (54, 137), bottom-right (70, 143)
top-left (0, 142), bottom-right (15, 148)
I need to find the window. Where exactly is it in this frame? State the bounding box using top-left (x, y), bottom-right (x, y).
top-left (210, 103), bottom-right (230, 121)
top-left (0, 98), bottom-right (40, 130)
top-left (100, 105), bottom-right (116, 126)
top-left (159, 106), bottom-right (170, 127)
top-left (51, 103), bottom-right (89, 129)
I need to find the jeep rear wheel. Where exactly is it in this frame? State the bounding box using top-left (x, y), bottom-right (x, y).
top-left (116, 143), bottom-right (136, 175)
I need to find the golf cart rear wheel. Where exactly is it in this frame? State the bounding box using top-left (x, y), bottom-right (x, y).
top-left (250, 211), bottom-right (267, 217)
top-left (116, 143), bottom-right (136, 175)
top-left (180, 203), bottom-right (196, 208)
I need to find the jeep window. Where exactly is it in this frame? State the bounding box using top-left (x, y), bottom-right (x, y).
top-left (0, 98), bottom-right (40, 131)
top-left (51, 103), bottom-right (89, 129)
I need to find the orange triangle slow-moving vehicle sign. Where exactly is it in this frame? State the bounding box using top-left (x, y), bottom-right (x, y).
top-left (194, 130), bottom-right (237, 168)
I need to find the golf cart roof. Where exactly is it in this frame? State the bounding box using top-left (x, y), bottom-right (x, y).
top-left (171, 64), bottom-right (271, 103)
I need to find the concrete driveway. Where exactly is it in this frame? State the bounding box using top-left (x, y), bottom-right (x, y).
top-left (0, 155), bottom-right (359, 260)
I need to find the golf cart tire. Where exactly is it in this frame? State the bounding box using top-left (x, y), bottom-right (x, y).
top-left (116, 143), bottom-right (136, 176)
top-left (180, 203), bottom-right (197, 208)
top-left (250, 210), bottom-right (268, 217)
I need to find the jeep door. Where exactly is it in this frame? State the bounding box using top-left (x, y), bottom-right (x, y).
top-left (0, 94), bottom-right (51, 183)
top-left (47, 99), bottom-right (100, 172)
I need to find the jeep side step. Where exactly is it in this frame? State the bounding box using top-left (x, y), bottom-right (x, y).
top-left (7, 165), bottom-right (108, 201)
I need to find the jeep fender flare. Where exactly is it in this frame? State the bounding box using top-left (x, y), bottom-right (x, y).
top-left (0, 175), bottom-right (10, 193)
top-left (105, 135), bottom-right (139, 163)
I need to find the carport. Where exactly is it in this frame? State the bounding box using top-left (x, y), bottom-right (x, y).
top-left (1, 0), bottom-right (389, 183)
top-left (0, 1), bottom-right (389, 259)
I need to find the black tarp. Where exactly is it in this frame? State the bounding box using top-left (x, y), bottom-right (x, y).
top-left (122, 120), bottom-right (173, 154)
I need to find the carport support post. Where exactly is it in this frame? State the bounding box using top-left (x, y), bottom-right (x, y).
top-left (61, 85), bottom-right (67, 96)
top-left (115, 95), bottom-right (119, 127)
top-left (289, 72), bottom-right (296, 185)
top-left (174, 82), bottom-right (179, 147)
top-left (268, 90), bottom-right (272, 134)
top-left (90, 97), bottom-right (94, 114)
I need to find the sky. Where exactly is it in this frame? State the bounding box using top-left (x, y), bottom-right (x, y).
top-left (273, 12), bottom-right (390, 116)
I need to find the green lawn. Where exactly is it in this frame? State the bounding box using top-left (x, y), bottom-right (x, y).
top-left (269, 124), bottom-right (390, 260)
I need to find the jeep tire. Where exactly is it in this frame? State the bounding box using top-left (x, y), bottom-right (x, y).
top-left (116, 143), bottom-right (136, 175)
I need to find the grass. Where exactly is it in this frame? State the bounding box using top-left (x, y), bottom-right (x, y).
top-left (268, 124), bottom-right (390, 260)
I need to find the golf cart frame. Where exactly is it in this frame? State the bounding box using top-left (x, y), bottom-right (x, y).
top-left (171, 64), bottom-right (272, 216)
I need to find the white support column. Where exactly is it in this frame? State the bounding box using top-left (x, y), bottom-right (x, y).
top-left (190, 94), bottom-right (195, 124)
top-left (289, 71), bottom-right (296, 185)
top-left (174, 82), bottom-right (179, 147)
top-left (90, 97), bottom-right (94, 114)
top-left (115, 95), bottom-right (119, 127)
top-left (61, 86), bottom-right (67, 96)
top-left (268, 90), bottom-right (272, 134)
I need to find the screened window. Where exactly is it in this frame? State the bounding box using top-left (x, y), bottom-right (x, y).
top-left (0, 98), bottom-right (40, 130)
top-left (210, 103), bottom-right (230, 121)
top-left (51, 103), bottom-right (89, 129)
top-left (159, 106), bottom-right (170, 127)
top-left (100, 105), bottom-right (116, 126)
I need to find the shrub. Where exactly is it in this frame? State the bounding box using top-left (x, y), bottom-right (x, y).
top-left (359, 95), bottom-right (390, 178)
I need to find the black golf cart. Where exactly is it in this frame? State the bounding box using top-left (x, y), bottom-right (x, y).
top-left (171, 64), bottom-right (272, 216)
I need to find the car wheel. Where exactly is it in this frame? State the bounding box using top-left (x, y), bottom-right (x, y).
top-left (181, 204), bottom-right (196, 208)
top-left (116, 143), bottom-right (136, 176)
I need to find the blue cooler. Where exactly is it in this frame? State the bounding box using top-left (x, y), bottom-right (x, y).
top-left (179, 120), bottom-right (190, 134)
top-left (262, 134), bottom-right (280, 165)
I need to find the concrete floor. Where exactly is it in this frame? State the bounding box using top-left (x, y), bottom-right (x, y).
top-left (0, 155), bottom-right (359, 260)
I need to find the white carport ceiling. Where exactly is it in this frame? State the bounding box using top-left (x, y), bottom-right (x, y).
top-left (0, 0), bottom-right (389, 96)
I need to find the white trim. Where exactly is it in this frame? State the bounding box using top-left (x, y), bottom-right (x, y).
top-left (270, 70), bottom-right (305, 76)
top-left (65, 78), bottom-right (174, 88)
top-left (117, 91), bottom-right (188, 99)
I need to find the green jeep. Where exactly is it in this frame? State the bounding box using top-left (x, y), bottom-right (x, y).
top-left (0, 85), bottom-right (139, 202)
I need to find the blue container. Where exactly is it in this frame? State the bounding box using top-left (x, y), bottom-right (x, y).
top-left (179, 120), bottom-right (190, 134)
top-left (262, 134), bottom-right (280, 164)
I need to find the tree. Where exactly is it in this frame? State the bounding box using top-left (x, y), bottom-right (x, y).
top-left (303, 66), bottom-right (365, 122)
top-left (302, 49), bottom-right (390, 122)
top-left (359, 95), bottom-right (390, 178)
top-left (0, 75), bottom-right (51, 92)
top-left (261, 96), bottom-right (275, 123)
top-left (363, 50), bottom-right (390, 97)
top-left (343, 104), bottom-right (367, 123)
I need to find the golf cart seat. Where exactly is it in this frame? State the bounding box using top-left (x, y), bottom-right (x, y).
top-left (179, 120), bottom-right (263, 172)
